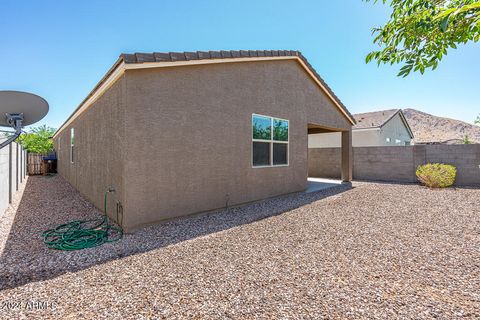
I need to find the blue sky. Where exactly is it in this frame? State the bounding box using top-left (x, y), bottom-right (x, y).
top-left (1, 0), bottom-right (478, 130)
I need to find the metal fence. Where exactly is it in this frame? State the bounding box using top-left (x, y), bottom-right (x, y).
top-left (0, 142), bottom-right (27, 216)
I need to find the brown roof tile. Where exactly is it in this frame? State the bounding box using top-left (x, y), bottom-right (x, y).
top-left (134, 53), bottom-right (155, 63)
top-left (184, 52), bottom-right (199, 60)
top-left (153, 52), bottom-right (170, 61)
top-left (169, 52), bottom-right (186, 61)
top-left (220, 50), bottom-right (232, 58)
top-left (197, 51), bottom-right (211, 59)
top-left (239, 50), bottom-right (250, 57)
top-left (209, 51), bottom-right (222, 59)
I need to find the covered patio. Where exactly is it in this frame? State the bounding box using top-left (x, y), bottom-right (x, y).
top-left (308, 123), bottom-right (352, 182)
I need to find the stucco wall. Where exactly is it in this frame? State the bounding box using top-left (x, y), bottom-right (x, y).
top-left (10, 144), bottom-right (17, 198)
top-left (379, 113), bottom-right (412, 146)
top-left (0, 142), bottom-right (26, 217)
top-left (0, 144), bottom-right (10, 215)
top-left (53, 59), bottom-right (352, 231)
top-left (308, 132), bottom-right (341, 148)
top-left (54, 77), bottom-right (126, 224)
top-left (309, 113), bottom-right (412, 148)
top-left (122, 60), bottom-right (351, 230)
top-left (308, 145), bottom-right (480, 186)
top-left (309, 130), bottom-right (381, 148)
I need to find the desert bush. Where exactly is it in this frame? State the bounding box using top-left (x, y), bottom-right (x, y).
top-left (416, 163), bottom-right (456, 188)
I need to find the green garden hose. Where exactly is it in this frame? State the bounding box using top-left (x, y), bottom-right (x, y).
top-left (43, 189), bottom-right (123, 251)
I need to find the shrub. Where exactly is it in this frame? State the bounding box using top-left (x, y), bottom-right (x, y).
top-left (416, 163), bottom-right (456, 188)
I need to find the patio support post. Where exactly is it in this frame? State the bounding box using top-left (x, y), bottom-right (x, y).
top-left (341, 129), bottom-right (353, 182)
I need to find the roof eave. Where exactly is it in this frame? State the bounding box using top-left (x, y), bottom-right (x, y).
top-left (53, 51), bottom-right (355, 138)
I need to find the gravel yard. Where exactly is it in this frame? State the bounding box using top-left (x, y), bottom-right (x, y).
top-left (0, 175), bottom-right (479, 319)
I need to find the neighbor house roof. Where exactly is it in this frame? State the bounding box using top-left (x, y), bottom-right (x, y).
top-left (53, 50), bottom-right (355, 138)
top-left (353, 109), bottom-right (414, 138)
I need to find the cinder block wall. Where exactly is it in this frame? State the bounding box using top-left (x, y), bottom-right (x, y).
top-left (308, 148), bottom-right (341, 179)
top-left (308, 145), bottom-right (480, 186)
top-left (422, 145), bottom-right (480, 186)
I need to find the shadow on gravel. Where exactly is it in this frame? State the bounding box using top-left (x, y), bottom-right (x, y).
top-left (0, 175), bottom-right (352, 290)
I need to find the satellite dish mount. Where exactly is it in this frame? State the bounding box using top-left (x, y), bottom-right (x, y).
top-left (1, 112), bottom-right (24, 149)
top-left (0, 91), bottom-right (49, 150)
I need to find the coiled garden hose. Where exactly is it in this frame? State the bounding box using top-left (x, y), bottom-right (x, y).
top-left (43, 189), bottom-right (123, 251)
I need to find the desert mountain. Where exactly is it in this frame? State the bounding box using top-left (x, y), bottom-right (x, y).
top-left (403, 108), bottom-right (480, 144)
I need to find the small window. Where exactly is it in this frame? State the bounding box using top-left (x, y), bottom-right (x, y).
top-left (386, 137), bottom-right (391, 143)
top-left (57, 136), bottom-right (61, 161)
top-left (252, 114), bottom-right (289, 167)
top-left (70, 128), bottom-right (75, 163)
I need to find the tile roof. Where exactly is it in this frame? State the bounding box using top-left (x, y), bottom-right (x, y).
top-left (54, 50), bottom-right (355, 138)
top-left (119, 50), bottom-right (354, 123)
top-left (353, 109), bottom-right (401, 129)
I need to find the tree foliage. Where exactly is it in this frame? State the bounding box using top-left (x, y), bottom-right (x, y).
top-left (17, 125), bottom-right (56, 154)
top-left (462, 134), bottom-right (472, 144)
top-left (365, 0), bottom-right (480, 76)
top-left (475, 114), bottom-right (480, 124)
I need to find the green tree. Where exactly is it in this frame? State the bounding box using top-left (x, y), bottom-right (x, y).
top-left (17, 125), bottom-right (56, 153)
top-left (365, 0), bottom-right (480, 76)
top-left (475, 114), bottom-right (480, 124)
top-left (462, 134), bottom-right (472, 144)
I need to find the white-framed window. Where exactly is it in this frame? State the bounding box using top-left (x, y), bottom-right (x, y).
top-left (57, 136), bottom-right (61, 161)
top-left (70, 128), bottom-right (75, 163)
top-left (252, 114), bottom-right (289, 167)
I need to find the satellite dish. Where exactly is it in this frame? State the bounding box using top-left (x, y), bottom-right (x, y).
top-left (0, 90), bottom-right (49, 149)
top-left (0, 91), bottom-right (49, 126)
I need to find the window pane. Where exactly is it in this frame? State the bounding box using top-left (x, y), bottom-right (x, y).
top-left (253, 142), bottom-right (270, 166)
top-left (252, 115), bottom-right (271, 140)
top-left (273, 119), bottom-right (288, 141)
top-left (273, 143), bottom-right (288, 165)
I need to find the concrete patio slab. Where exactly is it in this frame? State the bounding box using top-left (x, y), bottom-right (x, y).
top-left (306, 177), bottom-right (343, 193)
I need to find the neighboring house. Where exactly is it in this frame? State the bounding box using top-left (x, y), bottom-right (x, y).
top-left (309, 109), bottom-right (414, 148)
top-left (53, 50), bottom-right (355, 231)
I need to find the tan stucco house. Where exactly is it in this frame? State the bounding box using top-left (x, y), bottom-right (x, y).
top-left (309, 109), bottom-right (414, 148)
top-left (53, 50), bottom-right (355, 231)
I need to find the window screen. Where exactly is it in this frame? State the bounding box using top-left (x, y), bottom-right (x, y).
top-left (253, 142), bottom-right (270, 166)
top-left (273, 143), bottom-right (288, 165)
